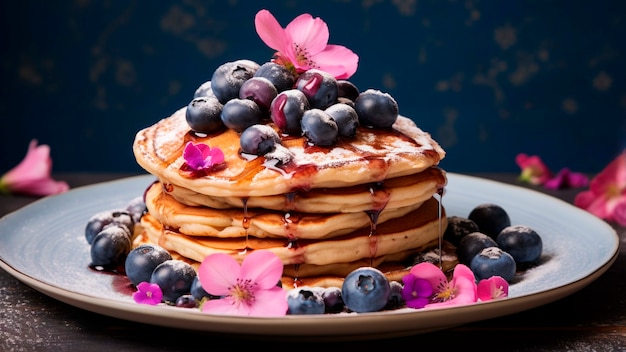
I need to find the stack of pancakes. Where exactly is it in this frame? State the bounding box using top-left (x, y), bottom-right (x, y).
top-left (133, 107), bottom-right (448, 288)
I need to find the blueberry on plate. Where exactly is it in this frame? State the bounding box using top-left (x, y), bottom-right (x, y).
top-left (443, 216), bottom-right (480, 247)
top-left (342, 267), bottom-right (390, 313)
top-left (239, 124), bottom-right (281, 155)
top-left (468, 203), bottom-right (511, 240)
top-left (150, 259), bottom-right (197, 303)
top-left (270, 89), bottom-right (310, 135)
top-left (211, 60), bottom-right (258, 103)
top-left (301, 109), bottom-right (338, 146)
top-left (497, 225), bottom-right (543, 264)
top-left (456, 231), bottom-right (498, 265)
top-left (85, 209), bottom-right (134, 245)
top-left (470, 246), bottom-right (517, 282)
top-left (295, 69), bottom-right (338, 109)
top-left (354, 89), bottom-right (398, 128)
top-left (90, 225), bottom-right (132, 269)
top-left (125, 244), bottom-right (172, 287)
top-left (185, 96), bottom-right (224, 134)
top-left (287, 287), bottom-right (325, 315)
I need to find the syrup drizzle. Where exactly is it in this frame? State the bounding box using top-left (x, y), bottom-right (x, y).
top-left (240, 197), bottom-right (250, 255)
top-left (436, 186), bottom-right (445, 269)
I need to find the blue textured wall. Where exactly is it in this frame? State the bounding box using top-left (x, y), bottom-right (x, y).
top-left (1, 0), bottom-right (624, 174)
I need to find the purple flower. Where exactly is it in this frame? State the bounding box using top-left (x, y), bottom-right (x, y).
top-left (401, 262), bottom-right (477, 309)
top-left (133, 282), bottom-right (163, 305)
top-left (0, 139), bottom-right (69, 197)
top-left (182, 142), bottom-right (224, 171)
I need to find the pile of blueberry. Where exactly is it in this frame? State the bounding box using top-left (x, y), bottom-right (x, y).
top-left (185, 60), bottom-right (400, 161)
top-left (444, 203), bottom-right (544, 283)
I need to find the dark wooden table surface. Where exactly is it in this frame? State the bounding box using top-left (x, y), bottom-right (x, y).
top-left (1, 173), bottom-right (625, 351)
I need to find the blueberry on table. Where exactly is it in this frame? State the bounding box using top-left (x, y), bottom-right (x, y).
top-left (342, 267), bottom-right (391, 313)
top-left (185, 96), bottom-right (224, 134)
top-left (124, 244), bottom-right (172, 287)
top-left (470, 246), bottom-right (517, 282)
top-left (287, 287), bottom-right (326, 315)
top-left (150, 259), bottom-right (197, 303)
top-left (497, 225), bottom-right (543, 264)
top-left (468, 203), bottom-right (511, 240)
top-left (354, 89), bottom-right (398, 128)
top-left (301, 109), bottom-right (339, 146)
top-left (456, 231), bottom-right (498, 265)
top-left (270, 89), bottom-right (309, 135)
top-left (90, 225), bottom-right (132, 269)
top-left (295, 69), bottom-right (338, 109)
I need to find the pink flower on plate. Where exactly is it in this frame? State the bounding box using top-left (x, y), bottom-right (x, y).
top-left (515, 153), bottom-right (553, 186)
top-left (476, 276), bottom-right (509, 301)
top-left (0, 139), bottom-right (69, 197)
top-left (133, 282), bottom-right (163, 305)
top-left (198, 250), bottom-right (288, 317)
top-left (182, 142), bottom-right (224, 171)
top-left (401, 262), bottom-right (477, 309)
top-left (574, 151), bottom-right (626, 226)
top-left (255, 9), bottom-right (358, 79)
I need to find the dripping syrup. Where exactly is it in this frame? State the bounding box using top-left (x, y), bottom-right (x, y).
top-left (240, 197), bottom-right (251, 255)
top-left (436, 186), bottom-right (445, 269)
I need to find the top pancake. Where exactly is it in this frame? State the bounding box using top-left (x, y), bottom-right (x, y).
top-left (133, 107), bottom-right (446, 198)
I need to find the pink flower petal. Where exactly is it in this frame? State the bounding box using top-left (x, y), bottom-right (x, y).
top-left (255, 9), bottom-right (291, 53)
top-left (408, 262), bottom-right (447, 288)
top-left (286, 13), bottom-right (329, 56)
top-left (477, 276), bottom-right (509, 301)
top-left (198, 253), bottom-right (240, 296)
top-left (515, 153), bottom-right (552, 185)
top-left (240, 250), bottom-right (284, 289)
top-left (246, 287), bottom-right (288, 316)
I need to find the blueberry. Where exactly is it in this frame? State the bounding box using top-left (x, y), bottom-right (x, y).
top-left (125, 197), bottom-right (147, 224)
top-left (211, 60), bottom-right (258, 104)
top-left (341, 267), bottom-right (390, 313)
top-left (150, 259), bottom-right (197, 303)
top-left (240, 124), bottom-right (281, 155)
top-left (175, 294), bottom-right (198, 308)
top-left (456, 231), bottom-right (498, 265)
top-left (90, 225), bottom-right (132, 269)
top-left (470, 247), bottom-right (517, 282)
top-left (220, 98), bottom-right (263, 132)
top-left (295, 69), bottom-right (338, 109)
top-left (185, 96), bottom-right (224, 134)
top-left (325, 103), bottom-right (359, 137)
top-left (190, 276), bottom-right (219, 301)
top-left (239, 76), bottom-right (277, 111)
top-left (354, 89), bottom-right (398, 128)
top-left (468, 203), bottom-right (511, 240)
top-left (337, 80), bottom-right (360, 101)
top-left (287, 287), bottom-right (325, 315)
top-left (270, 89), bottom-right (309, 135)
top-left (385, 280), bottom-right (405, 309)
top-left (320, 286), bottom-right (344, 313)
top-left (497, 225), bottom-right (543, 264)
top-left (443, 216), bottom-right (480, 247)
top-left (85, 209), bottom-right (134, 245)
top-left (124, 244), bottom-right (172, 287)
top-left (254, 62), bottom-right (296, 93)
top-left (193, 80), bottom-right (215, 98)
top-left (301, 109), bottom-right (339, 146)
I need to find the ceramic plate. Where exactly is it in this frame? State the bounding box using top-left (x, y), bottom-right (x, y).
top-left (0, 174), bottom-right (619, 340)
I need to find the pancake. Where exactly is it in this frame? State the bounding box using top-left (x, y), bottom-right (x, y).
top-left (133, 107), bottom-right (445, 198)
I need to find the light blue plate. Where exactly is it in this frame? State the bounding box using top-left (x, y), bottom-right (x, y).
top-left (0, 174), bottom-right (619, 340)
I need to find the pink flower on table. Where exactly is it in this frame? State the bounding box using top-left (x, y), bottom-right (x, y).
top-left (198, 250), bottom-right (288, 317)
top-left (477, 276), bottom-right (509, 301)
top-left (182, 142), bottom-right (224, 171)
top-left (255, 9), bottom-right (358, 79)
top-left (0, 139), bottom-right (69, 197)
top-left (401, 262), bottom-right (477, 309)
top-left (574, 151), bottom-right (626, 226)
top-left (515, 153), bottom-right (553, 186)
top-left (543, 167), bottom-right (589, 190)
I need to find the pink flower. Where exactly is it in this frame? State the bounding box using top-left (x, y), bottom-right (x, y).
top-left (198, 250), bottom-right (288, 316)
top-left (0, 139), bottom-right (69, 197)
top-left (476, 276), bottom-right (509, 301)
top-left (255, 9), bottom-right (358, 79)
top-left (401, 262), bottom-right (477, 309)
top-left (182, 142), bottom-right (224, 171)
top-left (543, 167), bottom-right (589, 190)
top-left (515, 153), bottom-right (553, 185)
top-left (133, 282), bottom-right (163, 305)
top-left (574, 151), bottom-right (626, 226)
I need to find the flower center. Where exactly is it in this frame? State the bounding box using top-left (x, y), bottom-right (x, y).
top-left (433, 282), bottom-right (456, 303)
top-left (293, 43), bottom-right (317, 68)
top-left (606, 183), bottom-right (621, 199)
top-left (230, 278), bottom-right (256, 304)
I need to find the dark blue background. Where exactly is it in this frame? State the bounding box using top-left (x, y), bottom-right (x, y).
top-left (1, 1), bottom-right (624, 174)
